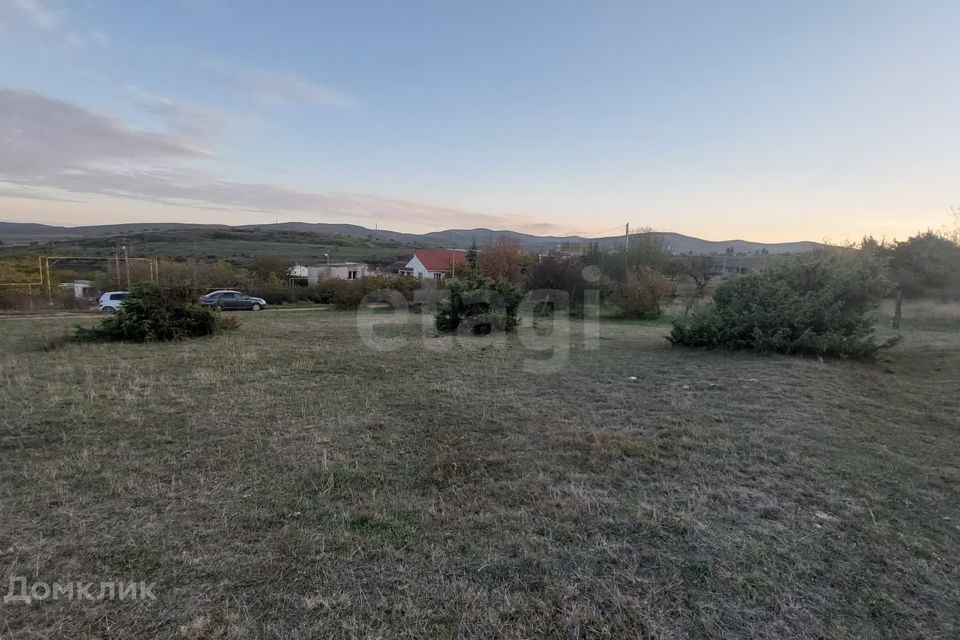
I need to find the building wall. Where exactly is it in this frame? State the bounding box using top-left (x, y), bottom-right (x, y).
top-left (58, 281), bottom-right (92, 298)
top-left (307, 264), bottom-right (369, 285)
top-left (406, 255), bottom-right (429, 279)
top-left (405, 255), bottom-right (446, 280)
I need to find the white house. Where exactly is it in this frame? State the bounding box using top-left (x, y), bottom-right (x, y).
top-left (307, 262), bottom-right (369, 285)
top-left (404, 250), bottom-right (469, 281)
top-left (288, 265), bottom-right (309, 278)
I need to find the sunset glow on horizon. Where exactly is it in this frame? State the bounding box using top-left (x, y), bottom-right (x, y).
top-left (2, 1), bottom-right (958, 243)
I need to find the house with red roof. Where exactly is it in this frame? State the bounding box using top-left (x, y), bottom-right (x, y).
top-left (403, 249), bottom-right (469, 281)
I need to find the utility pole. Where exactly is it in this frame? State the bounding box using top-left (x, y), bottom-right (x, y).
top-left (122, 244), bottom-right (131, 289)
top-left (114, 247), bottom-right (122, 289)
top-left (624, 223), bottom-right (631, 272)
top-left (45, 257), bottom-right (53, 303)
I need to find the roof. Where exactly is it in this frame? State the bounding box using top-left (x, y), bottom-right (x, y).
top-left (412, 249), bottom-right (468, 272)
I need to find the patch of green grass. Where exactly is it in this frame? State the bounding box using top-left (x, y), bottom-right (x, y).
top-left (347, 510), bottom-right (419, 546)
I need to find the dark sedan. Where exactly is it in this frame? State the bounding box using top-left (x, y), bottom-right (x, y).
top-left (199, 290), bottom-right (268, 311)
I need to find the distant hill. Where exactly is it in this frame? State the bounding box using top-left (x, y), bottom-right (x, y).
top-left (241, 222), bottom-right (598, 252)
top-left (628, 232), bottom-right (824, 255)
top-left (0, 221), bottom-right (824, 255)
top-left (0, 222), bottom-right (228, 243)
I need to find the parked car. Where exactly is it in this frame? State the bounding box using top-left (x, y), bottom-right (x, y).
top-left (198, 290), bottom-right (268, 311)
top-left (97, 291), bottom-right (129, 314)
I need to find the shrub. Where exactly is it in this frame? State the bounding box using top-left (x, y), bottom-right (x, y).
top-left (0, 289), bottom-right (90, 311)
top-left (318, 279), bottom-right (364, 310)
top-left (246, 275), bottom-right (418, 309)
top-left (361, 274), bottom-right (419, 300)
top-left (526, 257), bottom-right (586, 313)
top-left (436, 272), bottom-right (523, 334)
top-left (669, 251), bottom-right (896, 359)
top-left (75, 284), bottom-right (239, 342)
top-left (245, 286), bottom-right (297, 305)
top-left (0, 289), bottom-right (39, 310)
top-left (606, 266), bottom-right (671, 319)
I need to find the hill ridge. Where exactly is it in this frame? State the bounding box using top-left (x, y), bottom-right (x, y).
top-left (0, 221), bottom-right (824, 255)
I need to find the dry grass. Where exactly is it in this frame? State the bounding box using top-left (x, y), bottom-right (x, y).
top-left (0, 309), bottom-right (958, 638)
top-left (880, 298), bottom-right (960, 332)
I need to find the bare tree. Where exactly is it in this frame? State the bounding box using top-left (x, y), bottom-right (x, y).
top-left (478, 237), bottom-right (524, 283)
top-left (682, 255), bottom-right (714, 296)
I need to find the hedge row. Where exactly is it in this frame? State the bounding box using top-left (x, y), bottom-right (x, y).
top-left (247, 275), bottom-right (419, 310)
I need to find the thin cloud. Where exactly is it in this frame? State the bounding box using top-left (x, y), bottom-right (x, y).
top-left (201, 60), bottom-right (356, 108)
top-left (5, 167), bottom-right (550, 231)
top-left (127, 86), bottom-right (236, 141)
top-left (3, 0), bottom-right (61, 29)
top-left (0, 0), bottom-right (108, 49)
top-left (0, 88), bottom-right (560, 233)
top-left (0, 89), bottom-right (209, 175)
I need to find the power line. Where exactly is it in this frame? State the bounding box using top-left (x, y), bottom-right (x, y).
top-left (579, 224), bottom-right (628, 239)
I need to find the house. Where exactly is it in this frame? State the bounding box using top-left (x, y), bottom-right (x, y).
top-left (58, 280), bottom-right (93, 298)
top-left (404, 249), bottom-right (469, 281)
top-left (307, 262), bottom-right (370, 285)
top-left (707, 255), bottom-right (770, 277)
top-left (288, 265), bottom-right (309, 278)
top-left (386, 259), bottom-right (412, 275)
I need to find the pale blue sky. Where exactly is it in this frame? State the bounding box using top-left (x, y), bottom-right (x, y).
top-left (1, 0), bottom-right (958, 241)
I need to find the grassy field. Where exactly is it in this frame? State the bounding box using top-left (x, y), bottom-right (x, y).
top-left (1, 309), bottom-right (958, 638)
top-left (0, 229), bottom-right (416, 264)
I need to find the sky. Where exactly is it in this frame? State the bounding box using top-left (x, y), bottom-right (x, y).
top-left (0, 0), bottom-right (958, 242)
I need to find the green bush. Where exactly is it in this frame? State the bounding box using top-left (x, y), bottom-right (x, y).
top-left (669, 251), bottom-right (897, 359)
top-left (248, 275), bottom-right (419, 309)
top-left (436, 272), bottom-right (523, 334)
top-left (361, 274), bottom-right (419, 300)
top-left (318, 279), bottom-right (364, 310)
top-left (75, 284), bottom-right (239, 342)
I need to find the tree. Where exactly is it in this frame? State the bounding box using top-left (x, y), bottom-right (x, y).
top-left (624, 230), bottom-right (671, 273)
top-left (526, 256), bottom-right (585, 313)
top-left (581, 231), bottom-right (671, 283)
top-left (949, 206), bottom-right (960, 246)
top-left (887, 231), bottom-right (960, 299)
top-left (606, 265), bottom-right (671, 319)
top-left (478, 237), bottom-right (524, 283)
top-left (466, 239), bottom-right (478, 268)
top-left (435, 271), bottom-right (522, 334)
top-left (251, 255), bottom-right (293, 284)
top-left (582, 241), bottom-right (604, 267)
top-left (680, 255), bottom-right (714, 296)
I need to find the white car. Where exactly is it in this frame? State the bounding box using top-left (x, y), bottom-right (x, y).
top-left (97, 291), bottom-right (129, 314)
